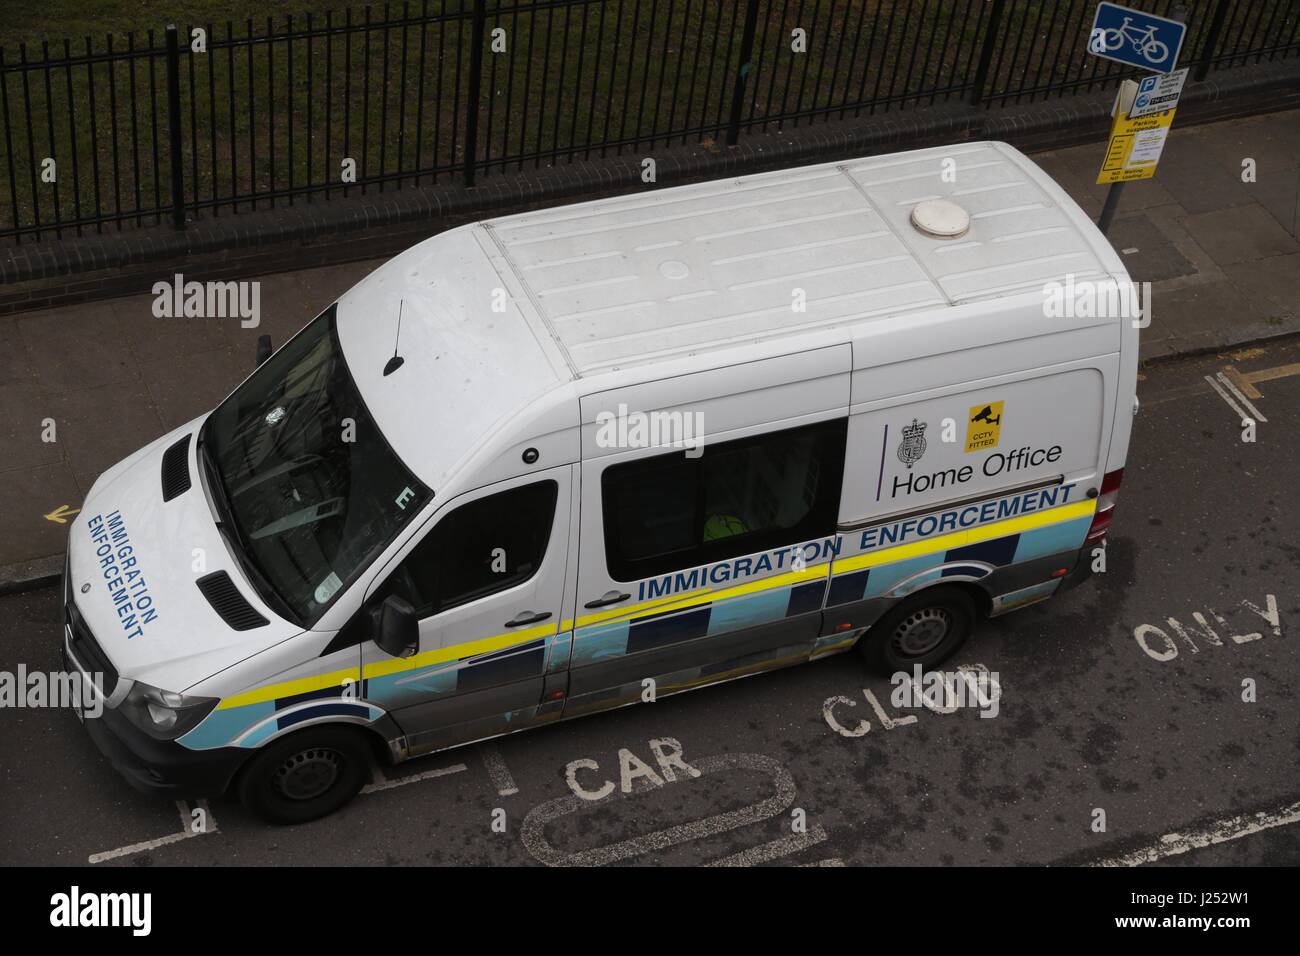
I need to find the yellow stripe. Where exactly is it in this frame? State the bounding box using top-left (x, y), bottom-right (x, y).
top-left (218, 620), bottom-right (559, 711)
top-left (362, 619), bottom-right (559, 681)
top-left (834, 499), bottom-right (1096, 574)
top-left (217, 668), bottom-right (361, 710)
top-left (573, 562), bottom-right (830, 630)
top-left (217, 504), bottom-right (1087, 712)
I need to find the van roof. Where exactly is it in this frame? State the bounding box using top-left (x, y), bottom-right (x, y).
top-left (483, 140), bottom-right (1118, 376)
top-left (338, 141), bottom-right (1123, 490)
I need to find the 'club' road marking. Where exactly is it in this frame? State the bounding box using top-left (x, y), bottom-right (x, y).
top-left (1091, 798), bottom-right (1300, 867)
top-left (480, 744), bottom-right (520, 797)
top-left (88, 799), bottom-right (217, 864)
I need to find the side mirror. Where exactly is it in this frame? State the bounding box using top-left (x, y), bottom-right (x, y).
top-left (374, 594), bottom-right (418, 659)
top-left (255, 334), bottom-right (273, 368)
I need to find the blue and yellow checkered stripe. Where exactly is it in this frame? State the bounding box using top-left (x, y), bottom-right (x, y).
top-left (179, 497), bottom-right (1095, 750)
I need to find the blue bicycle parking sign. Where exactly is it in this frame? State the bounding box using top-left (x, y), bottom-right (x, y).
top-left (1088, 2), bottom-right (1186, 74)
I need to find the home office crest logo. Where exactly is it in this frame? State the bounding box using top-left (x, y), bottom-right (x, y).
top-left (898, 419), bottom-right (927, 469)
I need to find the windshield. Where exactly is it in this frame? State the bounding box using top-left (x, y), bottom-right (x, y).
top-left (200, 304), bottom-right (431, 625)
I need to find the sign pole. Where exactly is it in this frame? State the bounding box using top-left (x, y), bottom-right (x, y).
top-left (1088, 4), bottom-right (1189, 236)
top-left (1097, 183), bottom-right (1125, 236)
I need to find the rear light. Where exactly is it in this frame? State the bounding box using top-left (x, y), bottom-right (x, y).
top-left (1085, 468), bottom-right (1124, 544)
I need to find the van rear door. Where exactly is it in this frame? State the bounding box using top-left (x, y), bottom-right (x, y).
top-left (828, 335), bottom-right (1117, 620)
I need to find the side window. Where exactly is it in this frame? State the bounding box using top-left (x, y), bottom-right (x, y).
top-left (601, 419), bottom-right (846, 581)
top-left (387, 480), bottom-right (558, 616)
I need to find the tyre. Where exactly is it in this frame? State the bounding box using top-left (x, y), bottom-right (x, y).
top-left (236, 725), bottom-right (372, 825)
top-left (858, 586), bottom-right (978, 676)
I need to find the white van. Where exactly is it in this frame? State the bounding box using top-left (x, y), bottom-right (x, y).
top-left (62, 141), bottom-right (1137, 823)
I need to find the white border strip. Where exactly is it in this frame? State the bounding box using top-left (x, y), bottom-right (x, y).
top-left (1092, 799), bottom-right (1300, 867)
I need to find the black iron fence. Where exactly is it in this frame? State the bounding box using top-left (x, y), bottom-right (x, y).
top-left (1, 0), bottom-right (1296, 244)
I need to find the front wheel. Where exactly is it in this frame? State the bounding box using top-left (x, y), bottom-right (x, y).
top-left (236, 726), bottom-right (372, 825)
top-left (858, 587), bottom-right (978, 676)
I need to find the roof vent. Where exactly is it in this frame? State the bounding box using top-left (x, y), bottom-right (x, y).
top-left (161, 434), bottom-right (193, 502)
top-left (196, 571), bottom-right (269, 630)
top-left (910, 199), bottom-right (970, 239)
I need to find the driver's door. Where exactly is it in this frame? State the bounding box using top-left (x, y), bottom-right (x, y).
top-left (360, 466), bottom-right (576, 755)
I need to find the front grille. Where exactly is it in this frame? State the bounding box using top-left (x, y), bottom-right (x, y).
top-left (66, 598), bottom-right (119, 697)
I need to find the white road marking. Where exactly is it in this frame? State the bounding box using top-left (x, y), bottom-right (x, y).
top-left (480, 744), bottom-right (520, 797)
top-left (799, 857), bottom-right (846, 867)
top-left (88, 799), bottom-right (217, 864)
top-left (707, 825), bottom-right (829, 867)
top-left (360, 762), bottom-right (467, 794)
top-left (1215, 371), bottom-right (1268, 423)
top-left (1204, 374), bottom-right (1266, 424)
top-left (522, 752), bottom-right (795, 866)
top-left (1092, 799), bottom-right (1300, 867)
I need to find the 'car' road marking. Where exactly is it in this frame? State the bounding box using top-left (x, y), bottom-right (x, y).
top-left (1091, 798), bottom-right (1300, 867)
top-left (706, 825), bottom-right (829, 866)
top-left (522, 752), bottom-right (796, 866)
top-left (88, 799), bottom-right (217, 864)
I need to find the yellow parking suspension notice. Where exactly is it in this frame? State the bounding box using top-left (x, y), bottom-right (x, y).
top-left (1097, 107), bottom-right (1175, 184)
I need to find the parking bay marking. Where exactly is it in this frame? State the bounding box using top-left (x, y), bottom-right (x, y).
top-left (361, 761), bottom-right (467, 794)
top-left (1204, 373), bottom-right (1267, 424)
top-left (479, 743), bottom-right (520, 797)
top-left (88, 799), bottom-right (216, 864)
top-left (1091, 797), bottom-right (1300, 867)
top-left (1221, 361), bottom-right (1300, 400)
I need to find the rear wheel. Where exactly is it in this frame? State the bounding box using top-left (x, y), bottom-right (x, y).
top-left (236, 726), bottom-right (371, 825)
top-left (859, 586), bottom-right (978, 676)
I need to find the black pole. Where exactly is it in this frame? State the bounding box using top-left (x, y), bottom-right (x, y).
top-left (969, 0), bottom-right (1006, 106)
top-left (1194, 0), bottom-right (1230, 82)
top-left (1097, 182), bottom-right (1124, 235)
top-left (165, 25), bottom-right (185, 229)
top-left (463, 0), bottom-right (486, 187)
top-left (726, 0), bottom-right (762, 146)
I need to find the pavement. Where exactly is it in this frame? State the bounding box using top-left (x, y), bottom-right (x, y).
top-left (0, 108), bottom-right (1298, 579)
top-left (2, 337), bottom-right (1298, 865)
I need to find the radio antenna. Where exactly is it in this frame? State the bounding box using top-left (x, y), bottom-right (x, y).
top-left (383, 300), bottom-right (405, 376)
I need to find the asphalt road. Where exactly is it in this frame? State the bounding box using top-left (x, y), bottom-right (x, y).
top-left (2, 337), bottom-right (1298, 867)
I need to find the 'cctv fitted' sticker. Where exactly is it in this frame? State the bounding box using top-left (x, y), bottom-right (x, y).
top-left (965, 401), bottom-right (1003, 453)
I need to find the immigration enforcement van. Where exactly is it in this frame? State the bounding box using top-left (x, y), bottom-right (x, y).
top-left (62, 142), bottom-right (1138, 823)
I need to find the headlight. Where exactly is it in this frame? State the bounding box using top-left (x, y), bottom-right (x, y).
top-left (120, 681), bottom-right (219, 740)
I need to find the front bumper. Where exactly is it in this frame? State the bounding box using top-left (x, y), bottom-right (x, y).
top-left (61, 626), bottom-right (247, 798)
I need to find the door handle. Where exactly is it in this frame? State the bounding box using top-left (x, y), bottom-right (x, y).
top-left (505, 610), bottom-right (552, 627)
top-left (583, 590), bottom-right (630, 609)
